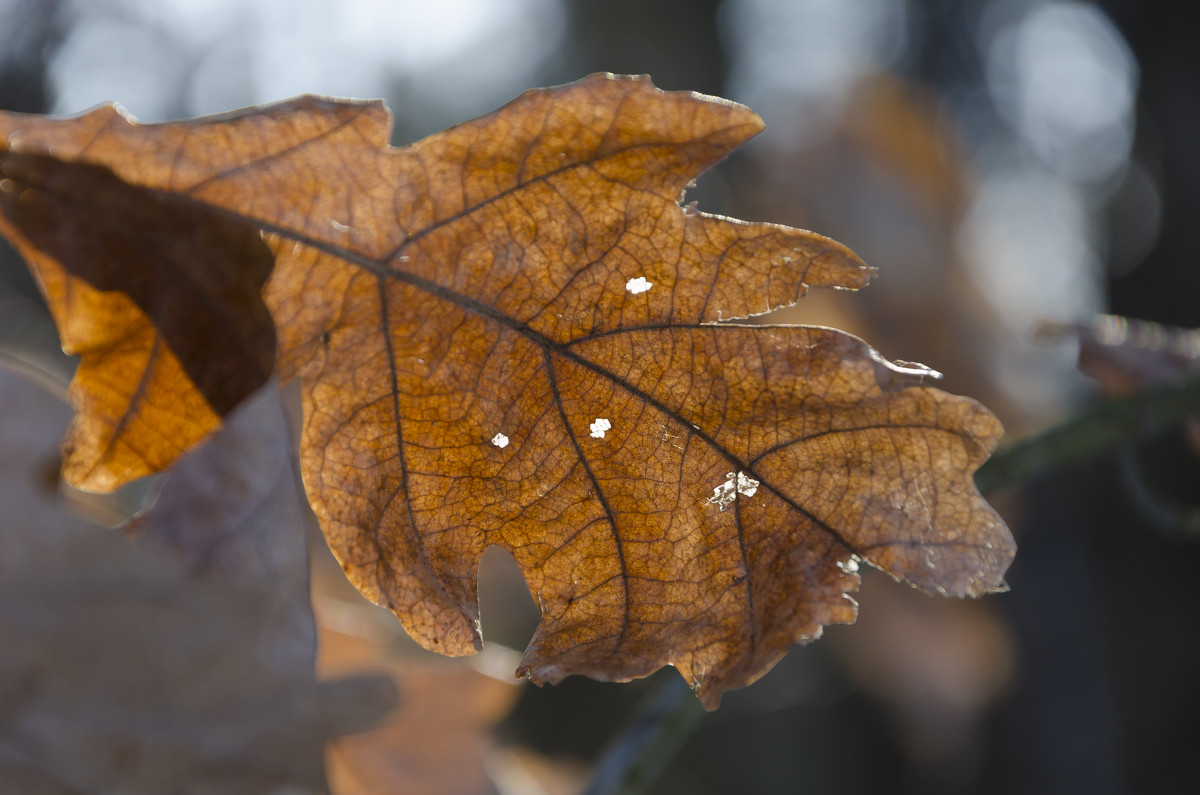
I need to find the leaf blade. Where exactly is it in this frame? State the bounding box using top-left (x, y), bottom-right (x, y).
top-left (0, 74), bottom-right (1015, 708)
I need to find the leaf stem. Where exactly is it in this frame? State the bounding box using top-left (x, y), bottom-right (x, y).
top-left (584, 372), bottom-right (1200, 795)
top-left (974, 372), bottom-right (1200, 494)
top-left (582, 674), bottom-right (707, 795)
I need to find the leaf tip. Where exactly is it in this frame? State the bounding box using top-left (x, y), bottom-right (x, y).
top-left (695, 684), bottom-right (722, 712)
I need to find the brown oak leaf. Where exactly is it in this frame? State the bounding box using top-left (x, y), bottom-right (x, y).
top-left (0, 74), bottom-right (1014, 706)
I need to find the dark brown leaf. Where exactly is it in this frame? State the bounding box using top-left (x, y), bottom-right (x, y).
top-left (0, 150), bottom-right (276, 491)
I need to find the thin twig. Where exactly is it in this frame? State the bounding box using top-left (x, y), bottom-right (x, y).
top-left (582, 675), bottom-right (707, 795)
top-left (1117, 446), bottom-right (1200, 539)
top-left (974, 371), bottom-right (1200, 494)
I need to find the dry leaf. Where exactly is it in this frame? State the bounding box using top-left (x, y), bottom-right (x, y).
top-left (0, 74), bottom-right (1014, 707)
top-left (1043, 314), bottom-right (1200, 456)
top-left (325, 664), bottom-right (517, 795)
top-left (313, 545), bottom-right (525, 795)
top-left (320, 629), bottom-right (522, 795)
top-left (0, 150), bottom-right (276, 491)
top-left (125, 377), bottom-right (318, 668)
top-left (0, 369), bottom-right (393, 793)
top-left (1041, 314), bottom-right (1200, 396)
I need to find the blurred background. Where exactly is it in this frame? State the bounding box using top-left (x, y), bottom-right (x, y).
top-left (2, 0), bottom-right (1198, 792)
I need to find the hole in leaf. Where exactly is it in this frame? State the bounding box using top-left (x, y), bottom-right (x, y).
top-left (477, 545), bottom-right (540, 651)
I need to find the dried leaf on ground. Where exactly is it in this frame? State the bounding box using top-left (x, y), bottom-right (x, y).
top-left (0, 74), bottom-right (1014, 706)
top-left (312, 540), bottom-right (539, 795)
top-left (0, 368), bottom-right (392, 793)
top-left (326, 663), bottom-right (516, 795)
top-left (319, 623), bottom-right (522, 795)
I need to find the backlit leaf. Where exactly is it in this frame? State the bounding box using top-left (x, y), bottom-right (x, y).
top-left (0, 74), bottom-right (1014, 706)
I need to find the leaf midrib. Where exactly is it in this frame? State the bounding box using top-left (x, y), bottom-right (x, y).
top-left (180, 128), bottom-right (881, 658)
top-left (252, 211), bottom-right (869, 639)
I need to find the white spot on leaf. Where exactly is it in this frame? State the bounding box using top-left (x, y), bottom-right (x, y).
top-left (491, 433), bottom-right (509, 448)
top-left (708, 471), bottom-right (759, 511)
top-left (625, 276), bottom-right (653, 294)
top-left (329, 219), bottom-right (353, 232)
top-left (589, 418), bottom-right (612, 438)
